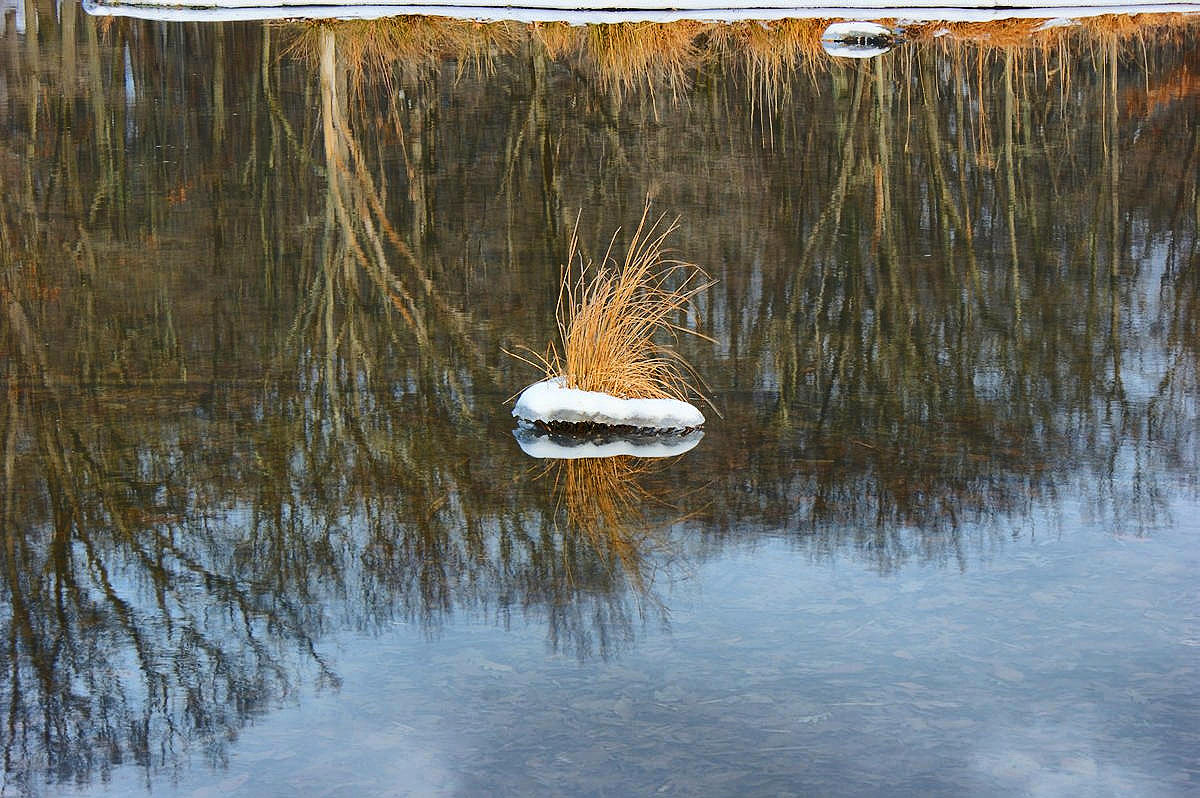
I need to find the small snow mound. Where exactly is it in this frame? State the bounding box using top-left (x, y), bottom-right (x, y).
top-left (822, 21), bottom-right (892, 40)
top-left (821, 22), bottom-right (896, 59)
top-left (513, 378), bottom-right (705, 431)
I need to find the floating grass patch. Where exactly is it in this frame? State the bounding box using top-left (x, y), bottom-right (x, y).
top-left (553, 207), bottom-right (713, 402)
top-left (511, 206), bottom-right (714, 432)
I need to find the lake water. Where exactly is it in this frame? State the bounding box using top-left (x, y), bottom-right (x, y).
top-left (1, 9), bottom-right (1198, 796)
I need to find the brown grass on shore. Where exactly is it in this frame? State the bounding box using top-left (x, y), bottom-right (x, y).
top-left (529, 21), bottom-right (582, 59)
top-left (711, 18), bottom-right (829, 78)
top-left (288, 13), bottom-right (1200, 90)
top-left (904, 13), bottom-right (1199, 51)
top-left (580, 22), bottom-right (707, 95)
top-left (905, 18), bottom-right (1069, 50)
top-left (287, 17), bottom-right (522, 85)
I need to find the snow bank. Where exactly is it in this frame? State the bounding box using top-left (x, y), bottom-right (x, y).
top-left (513, 378), bottom-right (705, 431)
top-left (82, 1), bottom-right (1200, 23)
top-left (514, 424), bottom-right (704, 459)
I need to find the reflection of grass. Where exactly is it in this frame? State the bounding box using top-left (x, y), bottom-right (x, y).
top-left (542, 452), bottom-right (697, 599)
top-left (906, 13), bottom-right (1199, 51)
top-left (559, 456), bottom-right (657, 587)
top-left (288, 14), bottom-right (1200, 93)
top-left (288, 17), bottom-right (522, 87)
top-left (518, 206), bottom-right (713, 402)
top-left (580, 22), bottom-right (705, 96)
top-left (712, 19), bottom-right (828, 81)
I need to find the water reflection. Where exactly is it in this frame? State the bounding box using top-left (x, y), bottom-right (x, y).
top-left (553, 455), bottom-right (680, 593)
top-left (0, 6), bottom-right (1197, 792)
top-left (820, 21), bottom-right (898, 59)
top-left (0, 310), bottom-right (340, 789)
top-left (513, 425), bottom-right (705, 458)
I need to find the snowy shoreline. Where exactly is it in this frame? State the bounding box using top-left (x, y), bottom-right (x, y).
top-left (82, 0), bottom-right (1200, 22)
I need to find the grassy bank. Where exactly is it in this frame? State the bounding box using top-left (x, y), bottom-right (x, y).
top-left (288, 13), bottom-right (1200, 89)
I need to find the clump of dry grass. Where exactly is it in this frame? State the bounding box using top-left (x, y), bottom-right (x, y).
top-left (530, 21), bottom-right (584, 60)
top-left (286, 17), bottom-right (522, 87)
top-left (518, 206), bottom-right (713, 403)
top-left (712, 19), bottom-right (829, 78)
top-left (581, 22), bottom-right (707, 96)
top-left (903, 13), bottom-right (1200, 52)
top-left (557, 208), bottom-right (713, 402)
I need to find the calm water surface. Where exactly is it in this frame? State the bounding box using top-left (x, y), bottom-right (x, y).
top-left (1, 8), bottom-right (1198, 796)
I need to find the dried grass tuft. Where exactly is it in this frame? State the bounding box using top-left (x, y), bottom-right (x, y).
top-left (517, 206), bottom-right (714, 404)
top-left (581, 22), bottom-right (706, 96)
top-left (530, 21), bottom-right (584, 60)
top-left (286, 16), bottom-right (522, 88)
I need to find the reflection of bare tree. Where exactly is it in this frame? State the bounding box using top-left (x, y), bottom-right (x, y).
top-left (504, 452), bottom-right (687, 659)
top-left (674, 32), bottom-right (1200, 561)
top-left (0, 8), bottom-right (1198, 789)
top-left (308, 26), bottom-right (486, 408)
top-left (252, 26), bottom-right (653, 666)
top-left (1, 286), bottom-right (338, 792)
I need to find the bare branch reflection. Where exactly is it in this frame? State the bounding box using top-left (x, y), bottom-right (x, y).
top-left (0, 6), bottom-right (1196, 791)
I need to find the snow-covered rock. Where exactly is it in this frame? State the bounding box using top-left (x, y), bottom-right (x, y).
top-left (514, 425), bottom-right (704, 459)
top-left (821, 21), bottom-right (896, 58)
top-left (513, 377), bottom-right (704, 431)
